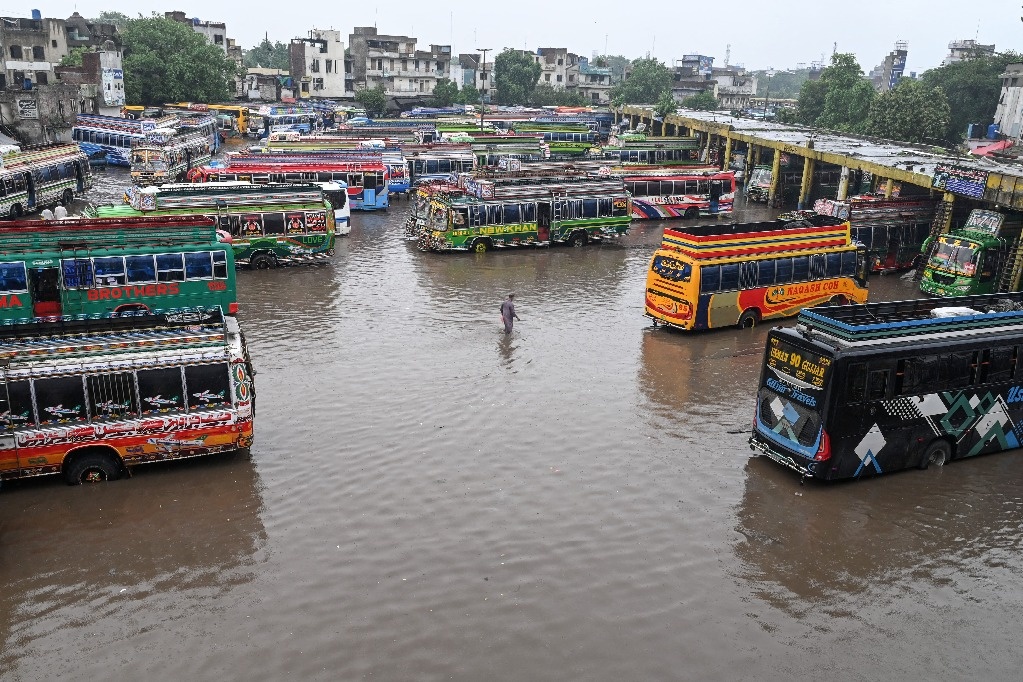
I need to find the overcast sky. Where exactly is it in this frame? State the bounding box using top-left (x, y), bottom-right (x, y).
top-left (16, 0), bottom-right (1021, 75)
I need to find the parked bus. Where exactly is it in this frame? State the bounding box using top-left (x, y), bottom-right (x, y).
top-left (189, 161), bottom-right (388, 211)
top-left (417, 177), bottom-right (632, 252)
top-left (72, 114), bottom-right (179, 167)
top-left (625, 170), bottom-right (736, 219)
top-left (749, 292), bottom-right (1023, 480)
top-left (0, 215), bottom-right (237, 321)
top-left (920, 209), bottom-right (1023, 298)
top-left (0, 308), bottom-right (254, 485)
top-left (130, 134), bottom-right (212, 186)
top-left (93, 182), bottom-right (343, 267)
top-left (511, 123), bottom-right (598, 157)
top-left (207, 105), bottom-right (249, 138)
top-left (644, 214), bottom-right (870, 330)
top-left (0, 144), bottom-right (92, 218)
top-left (595, 138), bottom-right (702, 166)
top-left (407, 151), bottom-right (476, 185)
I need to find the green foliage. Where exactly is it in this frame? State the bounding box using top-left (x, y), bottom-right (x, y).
top-left (244, 38), bottom-right (290, 70)
top-left (431, 78), bottom-right (460, 107)
top-left (610, 57), bottom-right (672, 104)
top-left (59, 47), bottom-right (88, 67)
top-left (355, 85), bottom-right (388, 117)
top-left (459, 84), bottom-right (481, 105)
top-left (796, 53), bottom-right (875, 133)
top-left (91, 11), bottom-right (132, 30)
top-left (921, 51), bottom-right (1023, 145)
top-left (866, 80), bottom-right (950, 144)
top-left (754, 69), bottom-right (808, 100)
top-left (654, 91), bottom-right (677, 117)
top-left (681, 91), bottom-right (718, 111)
top-left (122, 17), bottom-right (237, 105)
top-left (528, 84), bottom-right (587, 107)
top-left (494, 49), bottom-right (542, 105)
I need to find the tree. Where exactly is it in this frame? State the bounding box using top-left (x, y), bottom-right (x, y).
top-left (593, 54), bottom-right (631, 83)
top-left (529, 84), bottom-right (587, 107)
top-left (921, 51), bottom-right (1023, 145)
top-left (59, 47), bottom-right (88, 67)
top-left (458, 84), bottom-right (481, 106)
top-left (865, 80), bottom-right (950, 144)
top-left (754, 69), bottom-right (808, 100)
top-left (654, 90), bottom-right (677, 117)
top-left (431, 78), bottom-right (460, 107)
top-left (681, 91), bottom-right (718, 111)
top-left (91, 11), bottom-right (132, 30)
top-left (494, 49), bottom-right (542, 105)
top-left (796, 53), bottom-right (875, 133)
top-left (244, 38), bottom-right (290, 70)
top-left (610, 57), bottom-right (672, 104)
top-left (121, 17), bottom-right (237, 105)
top-left (355, 85), bottom-right (388, 117)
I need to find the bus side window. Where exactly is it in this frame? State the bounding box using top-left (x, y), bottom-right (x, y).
top-left (699, 265), bottom-right (720, 293)
top-left (792, 256), bottom-right (809, 281)
top-left (775, 257), bottom-right (793, 283)
top-left (137, 367), bottom-right (185, 414)
top-left (34, 376), bottom-right (88, 425)
top-left (757, 260), bottom-right (776, 287)
top-left (582, 199), bottom-right (598, 218)
top-left (845, 363), bottom-right (867, 402)
top-left (0, 261), bottom-right (28, 293)
top-left (262, 213), bottom-right (286, 235)
top-left (719, 263), bottom-right (739, 290)
top-left (87, 372), bottom-right (138, 421)
top-left (809, 254), bottom-right (827, 280)
top-left (980, 346), bottom-right (1017, 383)
top-left (841, 251), bottom-right (858, 276)
top-left (156, 254), bottom-right (185, 282)
top-left (184, 363), bottom-right (231, 410)
top-left (0, 380), bottom-right (35, 428)
top-left (826, 252), bottom-right (843, 277)
top-left (212, 251), bottom-right (228, 278)
top-left (485, 204), bottom-right (503, 225)
top-left (598, 198), bottom-right (612, 217)
top-left (503, 203), bottom-right (520, 224)
top-left (945, 351), bottom-right (977, 388)
top-left (867, 369), bottom-right (890, 400)
top-left (522, 203), bottom-right (536, 223)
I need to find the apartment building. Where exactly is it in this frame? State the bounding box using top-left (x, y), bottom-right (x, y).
top-left (995, 63), bottom-right (1023, 141)
top-left (290, 29), bottom-right (347, 99)
top-left (348, 27), bottom-right (450, 96)
top-left (571, 57), bottom-right (612, 103)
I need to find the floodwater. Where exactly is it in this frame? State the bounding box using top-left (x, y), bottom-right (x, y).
top-left (3, 175), bottom-right (1023, 680)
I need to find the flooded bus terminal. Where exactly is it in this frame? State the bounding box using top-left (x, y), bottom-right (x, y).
top-left (3, 171), bottom-right (1023, 680)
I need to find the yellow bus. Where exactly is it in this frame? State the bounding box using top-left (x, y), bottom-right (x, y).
top-left (644, 214), bottom-right (870, 330)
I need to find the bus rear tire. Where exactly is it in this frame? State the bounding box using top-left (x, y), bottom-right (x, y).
top-left (684, 207), bottom-right (699, 219)
top-left (64, 449), bottom-right (123, 485)
top-left (569, 231), bottom-right (588, 248)
top-left (250, 253), bottom-right (275, 270)
top-left (737, 309), bottom-right (759, 329)
top-left (61, 189), bottom-right (74, 206)
top-left (919, 440), bottom-right (951, 469)
top-left (829, 295), bottom-right (849, 306)
top-left (9, 204), bottom-right (22, 218)
top-left (471, 238), bottom-right (491, 253)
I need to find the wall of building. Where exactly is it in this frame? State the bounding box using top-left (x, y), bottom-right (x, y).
top-left (0, 83), bottom-right (80, 144)
top-left (995, 64), bottom-right (1023, 140)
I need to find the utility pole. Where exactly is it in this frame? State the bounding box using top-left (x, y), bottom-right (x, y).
top-left (477, 47), bottom-right (491, 132)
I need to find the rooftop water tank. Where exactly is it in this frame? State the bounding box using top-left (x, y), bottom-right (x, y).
top-left (988, 123), bottom-right (1001, 140)
top-left (31, 9), bottom-right (41, 20)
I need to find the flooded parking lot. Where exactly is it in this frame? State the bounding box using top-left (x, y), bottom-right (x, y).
top-left (2, 178), bottom-right (1023, 680)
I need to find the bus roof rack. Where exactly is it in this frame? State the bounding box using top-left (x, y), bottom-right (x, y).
top-left (0, 307), bottom-right (224, 341)
top-left (796, 292), bottom-right (1023, 344)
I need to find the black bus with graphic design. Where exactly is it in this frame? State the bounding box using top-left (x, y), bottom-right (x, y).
top-left (750, 292), bottom-right (1023, 480)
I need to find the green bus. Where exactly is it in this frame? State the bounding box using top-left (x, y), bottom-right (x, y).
top-left (0, 215), bottom-right (236, 323)
top-left (89, 182), bottom-right (341, 269)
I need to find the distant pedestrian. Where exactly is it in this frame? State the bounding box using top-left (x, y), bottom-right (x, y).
top-left (500, 293), bottom-right (520, 334)
top-left (709, 180), bottom-right (722, 216)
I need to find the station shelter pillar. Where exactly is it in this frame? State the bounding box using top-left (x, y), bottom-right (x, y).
top-left (723, 136), bottom-right (733, 172)
top-left (837, 166), bottom-right (850, 201)
top-left (883, 178), bottom-right (894, 198)
top-left (767, 149), bottom-right (782, 207)
top-left (797, 155), bottom-right (815, 210)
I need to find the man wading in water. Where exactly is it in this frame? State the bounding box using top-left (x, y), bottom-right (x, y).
top-left (501, 293), bottom-right (521, 333)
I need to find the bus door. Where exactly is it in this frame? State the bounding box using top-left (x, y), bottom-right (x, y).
top-left (28, 267), bottom-right (61, 317)
top-left (537, 202), bottom-right (552, 242)
top-left (25, 172), bottom-right (36, 208)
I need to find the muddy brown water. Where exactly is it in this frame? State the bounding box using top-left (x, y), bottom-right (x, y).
top-left (2, 174), bottom-right (1023, 680)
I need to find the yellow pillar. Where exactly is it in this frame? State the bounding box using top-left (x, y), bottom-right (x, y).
top-left (768, 150), bottom-right (782, 207)
top-left (798, 156), bottom-right (815, 210)
top-left (883, 178), bottom-right (894, 198)
top-left (723, 136), bottom-right (733, 172)
top-left (939, 192), bottom-right (955, 234)
top-left (836, 167), bottom-right (850, 201)
top-left (703, 133), bottom-right (713, 163)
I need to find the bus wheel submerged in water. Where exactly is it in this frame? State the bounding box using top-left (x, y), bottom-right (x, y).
top-left (918, 439), bottom-right (952, 469)
top-left (250, 253), bottom-right (277, 269)
top-left (471, 238), bottom-right (491, 253)
top-left (64, 447), bottom-right (124, 485)
top-left (737, 309), bottom-right (760, 329)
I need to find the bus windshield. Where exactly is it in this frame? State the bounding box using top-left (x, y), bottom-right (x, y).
top-left (756, 334), bottom-right (833, 449)
top-left (930, 238), bottom-right (979, 275)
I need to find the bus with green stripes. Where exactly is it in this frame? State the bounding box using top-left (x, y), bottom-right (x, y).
top-left (0, 144), bottom-right (92, 218)
top-left (89, 182), bottom-right (341, 269)
top-left (0, 215), bottom-right (236, 323)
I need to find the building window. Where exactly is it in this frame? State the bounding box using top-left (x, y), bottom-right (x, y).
top-left (545, 74), bottom-right (550, 82)
top-left (556, 74), bottom-right (562, 82)
top-left (569, 75), bottom-right (575, 82)
top-left (214, 34), bottom-right (224, 44)
top-left (311, 59), bottom-right (320, 73)
top-left (9, 46), bottom-right (21, 59)
top-left (313, 78), bottom-right (324, 90)
top-left (36, 72), bottom-right (47, 85)
top-left (402, 59), bottom-right (407, 70)
top-left (557, 58), bottom-right (563, 66)
top-left (414, 59), bottom-right (420, 71)
top-left (301, 82), bottom-right (309, 93)
top-left (326, 60), bottom-right (333, 73)
top-left (376, 59), bottom-right (383, 70)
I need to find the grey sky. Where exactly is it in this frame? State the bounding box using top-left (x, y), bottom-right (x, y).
top-left (13, 1), bottom-right (1020, 75)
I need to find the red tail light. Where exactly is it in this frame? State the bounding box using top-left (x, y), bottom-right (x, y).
top-left (814, 429), bottom-right (831, 461)
top-left (228, 302), bottom-right (238, 315)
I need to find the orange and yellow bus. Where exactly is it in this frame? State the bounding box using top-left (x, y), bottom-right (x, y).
top-left (644, 214), bottom-right (870, 330)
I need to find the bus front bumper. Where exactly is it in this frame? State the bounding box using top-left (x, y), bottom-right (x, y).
top-left (749, 432), bottom-right (814, 477)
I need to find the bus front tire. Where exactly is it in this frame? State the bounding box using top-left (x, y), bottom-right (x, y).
top-left (64, 450), bottom-right (123, 485)
top-left (569, 231), bottom-right (588, 248)
top-left (61, 189), bottom-right (74, 206)
top-left (829, 295), bottom-right (849, 306)
top-left (471, 238), bottom-right (491, 253)
top-left (9, 204), bottom-right (22, 219)
top-left (684, 207), bottom-right (699, 219)
top-left (250, 253), bottom-right (275, 270)
top-left (919, 440), bottom-right (951, 469)
top-left (737, 309), bottom-right (759, 329)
